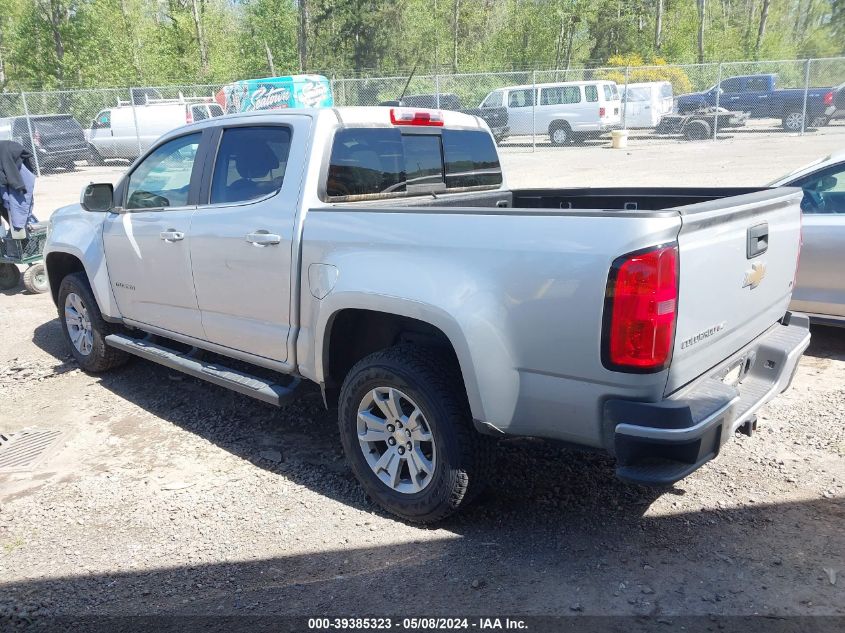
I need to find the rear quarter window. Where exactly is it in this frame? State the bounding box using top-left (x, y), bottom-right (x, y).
top-left (325, 127), bottom-right (502, 199)
top-left (442, 129), bottom-right (502, 188)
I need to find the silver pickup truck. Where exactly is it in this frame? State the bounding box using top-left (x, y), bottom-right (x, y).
top-left (44, 107), bottom-right (810, 522)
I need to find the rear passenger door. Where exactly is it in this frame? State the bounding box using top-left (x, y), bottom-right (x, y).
top-left (188, 118), bottom-right (311, 362)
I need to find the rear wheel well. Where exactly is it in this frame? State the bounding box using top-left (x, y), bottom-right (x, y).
top-left (324, 309), bottom-right (461, 406)
top-left (45, 252), bottom-right (85, 304)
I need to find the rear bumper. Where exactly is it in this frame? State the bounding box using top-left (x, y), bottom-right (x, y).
top-left (605, 313), bottom-right (811, 486)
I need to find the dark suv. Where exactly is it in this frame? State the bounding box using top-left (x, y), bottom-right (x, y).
top-left (0, 114), bottom-right (89, 171)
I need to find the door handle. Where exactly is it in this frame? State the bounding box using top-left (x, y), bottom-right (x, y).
top-left (246, 231), bottom-right (281, 246)
top-left (160, 230), bottom-right (185, 242)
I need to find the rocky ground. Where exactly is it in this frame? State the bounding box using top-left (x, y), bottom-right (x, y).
top-left (0, 290), bottom-right (842, 623)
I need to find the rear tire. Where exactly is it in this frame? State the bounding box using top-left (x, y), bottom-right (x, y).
top-left (87, 145), bottom-right (105, 166)
top-left (0, 263), bottom-right (21, 290)
top-left (549, 121), bottom-right (572, 146)
top-left (57, 272), bottom-right (129, 373)
top-left (22, 263), bottom-right (48, 294)
top-left (782, 110), bottom-right (804, 132)
top-left (683, 119), bottom-right (711, 140)
top-left (338, 344), bottom-right (494, 523)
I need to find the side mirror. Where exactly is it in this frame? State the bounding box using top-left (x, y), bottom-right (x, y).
top-left (80, 182), bottom-right (115, 212)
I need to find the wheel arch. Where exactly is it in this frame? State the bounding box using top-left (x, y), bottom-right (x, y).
top-left (44, 248), bottom-right (120, 320)
top-left (315, 301), bottom-right (486, 422)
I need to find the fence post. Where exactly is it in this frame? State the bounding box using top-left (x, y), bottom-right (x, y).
top-left (800, 59), bottom-right (811, 136)
top-left (129, 87), bottom-right (142, 157)
top-left (622, 65), bottom-right (630, 130)
top-left (531, 70), bottom-right (536, 152)
top-left (713, 63), bottom-right (723, 141)
top-left (20, 92), bottom-right (41, 177)
top-left (435, 73), bottom-right (441, 108)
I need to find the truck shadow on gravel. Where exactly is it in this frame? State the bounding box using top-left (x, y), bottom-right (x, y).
top-left (2, 496), bottom-right (843, 617)
top-left (22, 320), bottom-right (845, 617)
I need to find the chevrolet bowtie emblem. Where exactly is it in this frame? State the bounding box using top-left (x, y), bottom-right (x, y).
top-left (743, 262), bottom-right (767, 289)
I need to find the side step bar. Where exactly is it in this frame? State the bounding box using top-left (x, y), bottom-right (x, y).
top-left (105, 333), bottom-right (300, 406)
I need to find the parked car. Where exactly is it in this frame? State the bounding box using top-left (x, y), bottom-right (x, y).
top-left (381, 93), bottom-right (509, 143)
top-left (619, 81), bottom-right (674, 128)
top-left (87, 96), bottom-right (223, 163)
top-left (676, 73), bottom-right (836, 132)
top-left (45, 106), bottom-right (809, 522)
top-left (829, 81), bottom-right (845, 122)
top-left (770, 150), bottom-right (845, 326)
top-left (480, 80), bottom-right (622, 145)
top-left (0, 114), bottom-right (88, 171)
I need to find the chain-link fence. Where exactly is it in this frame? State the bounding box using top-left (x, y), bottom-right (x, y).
top-left (2, 57), bottom-right (844, 174)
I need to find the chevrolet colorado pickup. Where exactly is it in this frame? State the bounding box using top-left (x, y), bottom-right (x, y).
top-left (44, 107), bottom-right (810, 522)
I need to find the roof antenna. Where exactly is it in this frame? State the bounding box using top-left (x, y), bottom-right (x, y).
top-left (397, 61), bottom-right (419, 103)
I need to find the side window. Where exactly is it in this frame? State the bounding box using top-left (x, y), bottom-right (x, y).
top-left (795, 165), bottom-right (845, 214)
top-left (585, 85), bottom-right (599, 102)
top-left (208, 104), bottom-right (224, 117)
top-left (508, 89), bottom-right (534, 108)
top-left (660, 83), bottom-right (673, 99)
top-left (92, 110), bottom-right (111, 129)
top-left (540, 86), bottom-right (580, 106)
top-left (192, 105), bottom-right (209, 121)
top-left (720, 78), bottom-right (741, 93)
top-left (746, 77), bottom-right (769, 91)
top-left (482, 91), bottom-right (503, 108)
top-left (126, 133), bottom-right (201, 210)
top-left (210, 126), bottom-right (292, 204)
top-left (442, 129), bottom-right (503, 188)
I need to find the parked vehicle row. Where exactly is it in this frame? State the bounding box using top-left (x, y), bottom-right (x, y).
top-left (0, 115), bottom-right (89, 170)
top-left (676, 73), bottom-right (837, 132)
top-left (44, 105), bottom-right (809, 523)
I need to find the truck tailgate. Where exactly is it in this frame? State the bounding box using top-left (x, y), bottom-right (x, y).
top-left (665, 188), bottom-right (803, 395)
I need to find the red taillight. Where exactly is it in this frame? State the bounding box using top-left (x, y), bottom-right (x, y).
top-left (186, 109), bottom-right (193, 124)
top-left (823, 91), bottom-right (833, 106)
top-left (33, 130), bottom-right (42, 147)
top-left (604, 245), bottom-right (678, 371)
top-left (599, 107), bottom-right (606, 117)
top-left (390, 108), bottom-right (444, 126)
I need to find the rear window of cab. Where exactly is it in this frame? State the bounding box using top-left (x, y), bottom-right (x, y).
top-left (325, 128), bottom-right (502, 200)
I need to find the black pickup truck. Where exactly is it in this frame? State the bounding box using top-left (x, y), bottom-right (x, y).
top-left (381, 93), bottom-right (509, 143)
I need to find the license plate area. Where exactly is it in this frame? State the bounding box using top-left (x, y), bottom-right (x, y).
top-left (721, 355), bottom-right (749, 386)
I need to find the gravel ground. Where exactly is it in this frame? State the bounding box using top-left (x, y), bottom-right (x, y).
top-left (1, 128), bottom-right (844, 622)
top-left (0, 292), bottom-right (843, 620)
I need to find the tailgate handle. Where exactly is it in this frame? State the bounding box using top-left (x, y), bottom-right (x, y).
top-left (747, 223), bottom-right (768, 258)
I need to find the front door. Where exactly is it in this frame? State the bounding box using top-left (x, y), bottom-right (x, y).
top-left (507, 88), bottom-right (536, 135)
top-left (791, 162), bottom-right (845, 317)
top-left (102, 131), bottom-right (206, 338)
top-left (189, 119), bottom-right (309, 362)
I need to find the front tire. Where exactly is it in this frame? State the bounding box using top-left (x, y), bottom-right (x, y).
top-left (683, 119), bottom-right (711, 140)
top-left (23, 263), bottom-right (48, 294)
top-left (338, 344), bottom-right (493, 523)
top-left (57, 272), bottom-right (129, 373)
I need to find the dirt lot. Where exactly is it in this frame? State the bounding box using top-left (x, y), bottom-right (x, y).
top-left (1, 131), bottom-right (844, 621)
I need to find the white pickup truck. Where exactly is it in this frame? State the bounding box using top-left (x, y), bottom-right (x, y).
top-left (44, 107), bottom-right (810, 522)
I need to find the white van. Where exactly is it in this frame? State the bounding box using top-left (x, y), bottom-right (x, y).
top-left (619, 81), bottom-right (674, 128)
top-left (480, 80), bottom-right (622, 145)
top-left (87, 98), bottom-right (223, 163)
